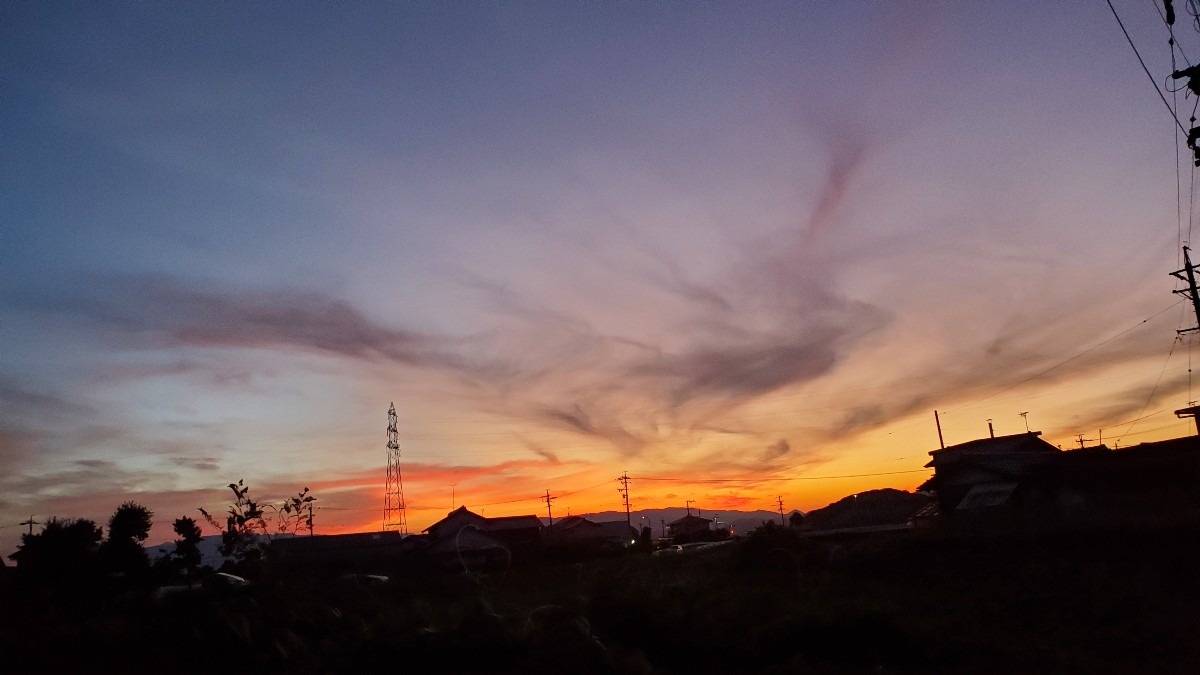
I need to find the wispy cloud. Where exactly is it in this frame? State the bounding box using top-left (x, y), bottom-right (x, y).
top-left (46, 274), bottom-right (447, 365)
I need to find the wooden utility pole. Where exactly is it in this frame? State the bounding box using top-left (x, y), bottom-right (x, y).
top-left (617, 472), bottom-right (632, 530)
top-left (20, 515), bottom-right (38, 536)
top-left (776, 496), bottom-right (786, 525)
top-left (543, 489), bottom-right (556, 527)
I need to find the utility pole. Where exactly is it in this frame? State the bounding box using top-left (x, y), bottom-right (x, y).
top-left (20, 515), bottom-right (38, 536)
top-left (543, 489), bottom-right (556, 527)
top-left (776, 496), bottom-right (786, 525)
top-left (617, 472), bottom-right (632, 530)
top-left (1173, 247), bottom-right (1200, 434)
top-left (1172, 246), bottom-right (1200, 334)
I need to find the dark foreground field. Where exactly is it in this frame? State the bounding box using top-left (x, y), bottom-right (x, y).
top-left (2, 524), bottom-right (1197, 673)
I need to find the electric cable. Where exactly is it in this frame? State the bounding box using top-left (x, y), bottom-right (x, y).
top-left (1107, 0), bottom-right (1189, 134)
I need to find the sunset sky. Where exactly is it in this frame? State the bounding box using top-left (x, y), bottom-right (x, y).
top-left (3, 1), bottom-right (1198, 555)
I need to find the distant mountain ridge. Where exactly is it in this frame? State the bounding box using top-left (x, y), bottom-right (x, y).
top-left (146, 509), bottom-right (796, 563)
top-left (567, 508), bottom-right (791, 537)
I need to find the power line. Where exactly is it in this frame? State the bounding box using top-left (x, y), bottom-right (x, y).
top-left (1109, 420), bottom-right (1192, 439)
top-left (1113, 334), bottom-right (1180, 442)
top-left (632, 468), bottom-right (930, 483)
top-left (949, 301), bottom-right (1183, 412)
top-left (1107, 0), bottom-right (1189, 134)
top-left (1150, 0), bottom-right (1194, 65)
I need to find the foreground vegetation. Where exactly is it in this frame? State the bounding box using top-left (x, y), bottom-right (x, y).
top-left (2, 522), bottom-right (1197, 673)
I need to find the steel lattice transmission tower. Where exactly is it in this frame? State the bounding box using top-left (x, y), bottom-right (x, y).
top-left (383, 402), bottom-right (408, 533)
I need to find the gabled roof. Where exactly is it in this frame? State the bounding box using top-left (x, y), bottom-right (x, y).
top-left (669, 514), bottom-right (711, 527)
top-left (424, 506), bottom-right (543, 536)
top-left (423, 506), bottom-right (486, 534)
top-left (554, 515), bottom-right (598, 531)
top-left (927, 432), bottom-right (1060, 468)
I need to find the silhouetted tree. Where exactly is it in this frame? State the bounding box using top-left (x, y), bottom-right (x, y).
top-left (788, 510), bottom-right (805, 528)
top-left (100, 501), bottom-right (153, 577)
top-left (13, 517), bottom-right (102, 578)
top-left (271, 487), bottom-right (316, 535)
top-left (200, 479), bottom-right (267, 561)
top-left (172, 516), bottom-right (203, 583)
top-left (108, 501), bottom-right (153, 542)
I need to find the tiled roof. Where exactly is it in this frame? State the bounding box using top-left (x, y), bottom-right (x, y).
top-left (956, 482), bottom-right (1018, 509)
top-left (927, 432), bottom-right (1060, 467)
top-left (669, 514), bottom-right (711, 526)
top-left (485, 515), bottom-right (544, 531)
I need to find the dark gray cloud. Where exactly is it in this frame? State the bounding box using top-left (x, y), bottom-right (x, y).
top-left (173, 456), bottom-right (222, 472)
top-left (764, 439), bottom-right (791, 460)
top-left (538, 403), bottom-right (646, 456)
top-left (37, 274), bottom-right (459, 368)
top-left (74, 459), bottom-right (115, 470)
top-left (85, 359), bottom-right (266, 390)
top-left (0, 379), bottom-right (85, 419)
top-left (0, 378), bottom-right (98, 471)
top-left (833, 406), bottom-right (886, 436)
top-left (644, 334), bottom-right (841, 407)
top-left (1059, 372), bottom-right (1193, 443)
top-left (522, 441), bottom-right (560, 464)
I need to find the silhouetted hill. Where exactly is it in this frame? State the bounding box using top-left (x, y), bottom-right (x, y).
top-left (802, 489), bottom-right (931, 531)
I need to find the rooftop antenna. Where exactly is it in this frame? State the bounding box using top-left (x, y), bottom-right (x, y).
top-left (987, 418), bottom-right (994, 438)
top-left (383, 402), bottom-right (408, 534)
top-left (1019, 411), bottom-right (1030, 433)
